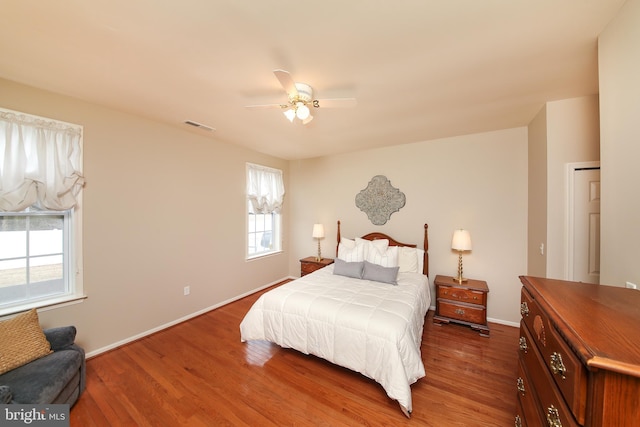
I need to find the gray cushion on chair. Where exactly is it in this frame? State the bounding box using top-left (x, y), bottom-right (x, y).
top-left (0, 345), bottom-right (84, 404)
top-left (44, 326), bottom-right (77, 351)
top-left (0, 385), bottom-right (12, 403)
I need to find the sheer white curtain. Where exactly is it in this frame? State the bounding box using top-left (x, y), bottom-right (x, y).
top-left (0, 108), bottom-right (85, 212)
top-left (246, 163), bottom-right (284, 214)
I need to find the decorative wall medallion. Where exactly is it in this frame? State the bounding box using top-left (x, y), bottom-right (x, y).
top-left (355, 175), bottom-right (406, 225)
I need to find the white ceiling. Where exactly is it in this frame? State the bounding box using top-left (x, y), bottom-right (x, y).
top-left (0, 1), bottom-right (626, 160)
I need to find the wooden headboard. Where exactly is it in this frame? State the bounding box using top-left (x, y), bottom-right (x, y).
top-left (335, 220), bottom-right (429, 277)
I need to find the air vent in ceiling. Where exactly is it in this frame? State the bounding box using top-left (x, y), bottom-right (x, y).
top-left (184, 120), bottom-right (216, 132)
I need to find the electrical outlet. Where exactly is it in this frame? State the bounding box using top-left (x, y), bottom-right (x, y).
top-left (626, 282), bottom-right (637, 290)
top-left (539, 243), bottom-right (544, 255)
top-left (184, 286), bottom-right (190, 296)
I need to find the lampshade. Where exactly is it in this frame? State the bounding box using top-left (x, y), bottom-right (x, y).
top-left (312, 223), bottom-right (325, 239)
top-left (283, 109), bottom-right (296, 122)
top-left (452, 229), bottom-right (472, 251)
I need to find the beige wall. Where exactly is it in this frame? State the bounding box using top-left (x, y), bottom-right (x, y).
top-left (527, 106), bottom-right (548, 277)
top-left (598, 0), bottom-right (640, 288)
top-left (526, 96), bottom-right (600, 279)
top-left (288, 128), bottom-right (528, 325)
top-left (1, 78), bottom-right (290, 355)
top-left (546, 96), bottom-right (601, 279)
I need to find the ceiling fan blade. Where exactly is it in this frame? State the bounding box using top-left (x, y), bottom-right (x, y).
top-left (244, 103), bottom-right (288, 110)
top-left (314, 98), bottom-right (357, 108)
top-left (273, 69), bottom-right (298, 98)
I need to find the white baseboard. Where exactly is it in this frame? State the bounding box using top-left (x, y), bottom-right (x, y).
top-left (85, 276), bottom-right (294, 359)
top-left (487, 317), bottom-right (519, 328)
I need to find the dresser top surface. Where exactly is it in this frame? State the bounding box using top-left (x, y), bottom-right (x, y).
top-left (521, 276), bottom-right (640, 377)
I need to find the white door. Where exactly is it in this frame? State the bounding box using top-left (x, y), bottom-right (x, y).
top-left (571, 167), bottom-right (600, 284)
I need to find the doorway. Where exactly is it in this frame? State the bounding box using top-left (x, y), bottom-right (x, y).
top-left (567, 162), bottom-right (600, 284)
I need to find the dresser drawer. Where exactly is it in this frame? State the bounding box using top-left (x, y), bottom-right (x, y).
top-left (514, 399), bottom-right (527, 427)
top-left (520, 288), bottom-right (587, 423)
top-left (438, 300), bottom-right (486, 325)
top-left (516, 357), bottom-right (544, 427)
top-left (519, 322), bottom-right (579, 427)
top-left (437, 284), bottom-right (486, 306)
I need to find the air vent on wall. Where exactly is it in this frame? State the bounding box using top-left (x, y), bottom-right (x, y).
top-left (184, 120), bottom-right (216, 132)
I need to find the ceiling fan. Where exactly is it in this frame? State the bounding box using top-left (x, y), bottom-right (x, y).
top-left (245, 69), bottom-right (357, 124)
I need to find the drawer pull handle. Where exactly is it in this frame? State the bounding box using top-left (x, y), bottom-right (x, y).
top-left (546, 405), bottom-right (562, 427)
top-left (455, 308), bottom-right (465, 315)
top-left (519, 336), bottom-right (528, 353)
top-left (520, 302), bottom-right (529, 317)
top-left (550, 352), bottom-right (567, 379)
top-left (516, 377), bottom-right (525, 394)
top-left (514, 415), bottom-right (522, 427)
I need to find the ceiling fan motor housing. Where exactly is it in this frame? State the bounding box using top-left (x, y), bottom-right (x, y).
top-left (292, 82), bottom-right (313, 104)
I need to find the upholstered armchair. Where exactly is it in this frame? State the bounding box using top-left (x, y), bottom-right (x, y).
top-left (0, 310), bottom-right (85, 406)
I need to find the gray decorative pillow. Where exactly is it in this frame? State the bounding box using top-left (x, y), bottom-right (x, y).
top-left (333, 259), bottom-right (364, 279)
top-left (362, 260), bottom-right (399, 285)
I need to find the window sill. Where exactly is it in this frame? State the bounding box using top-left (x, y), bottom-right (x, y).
top-left (0, 294), bottom-right (87, 319)
top-left (246, 250), bottom-right (283, 261)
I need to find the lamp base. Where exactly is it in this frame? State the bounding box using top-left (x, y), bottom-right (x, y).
top-left (454, 252), bottom-right (467, 284)
top-left (316, 240), bottom-right (322, 262)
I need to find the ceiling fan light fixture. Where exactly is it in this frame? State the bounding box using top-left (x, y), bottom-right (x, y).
top-left (283, 108), bottom-right (296, 122)
top-left (295, 102), bottom-right (310, 120)
top-left (302, 114), bottom-right (314, 125)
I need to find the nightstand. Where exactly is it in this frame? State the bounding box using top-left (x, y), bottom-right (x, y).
top-left (300, 257), bottom-right (334, 276)
top-left (433, 275), bottom-right (490, 337)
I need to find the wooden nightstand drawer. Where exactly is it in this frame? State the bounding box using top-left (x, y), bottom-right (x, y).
top-left (438, 300), bottom-right (486, 325)
top-left (300, 257), bottom-right (334, 276)
top-left (437, 285), bottom-right (486, 306)
top-left (301, 262), bottom-right (319, 275)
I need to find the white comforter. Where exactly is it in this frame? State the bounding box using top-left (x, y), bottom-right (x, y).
top-left (240, 265), bottom-right (431, 413)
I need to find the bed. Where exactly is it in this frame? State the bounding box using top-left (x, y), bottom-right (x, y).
top-left (240, 221), bottom-right (430, 417)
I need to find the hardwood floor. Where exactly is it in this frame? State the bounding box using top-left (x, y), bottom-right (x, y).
top-left (70, 282), bottom-right (520, 426)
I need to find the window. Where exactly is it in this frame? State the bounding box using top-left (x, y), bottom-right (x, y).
top-left (246, 163), bottom-right (284, 259)
top-left (0, 108), bottom-right (84, 315)
top-left (247, 209), bottom-right (280, 257)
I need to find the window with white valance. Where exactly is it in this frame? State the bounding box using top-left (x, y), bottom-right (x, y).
top-left (0, 108), bottom-right (85, 315)
top-left (246, 163), bottom-right (285, 214)
top-left (0, 108), bottom-right (85, 212)
top-left (246, 163), bottom-right (284, 258)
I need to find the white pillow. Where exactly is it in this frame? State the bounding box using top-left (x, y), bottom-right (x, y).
top-left (366, 245), bottom-right (398, 268)
top-left (338, 241), bottom-right (365, 262)
top-left (340, 237), bottom-right (356, 249)
top-left (355, 238), bottom-right (389, 258)
top-left (398, 246), bottom-right (419, 273)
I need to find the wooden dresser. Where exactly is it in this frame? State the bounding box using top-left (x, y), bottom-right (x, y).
top-left (515, 276), bottom-right (640, 427)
